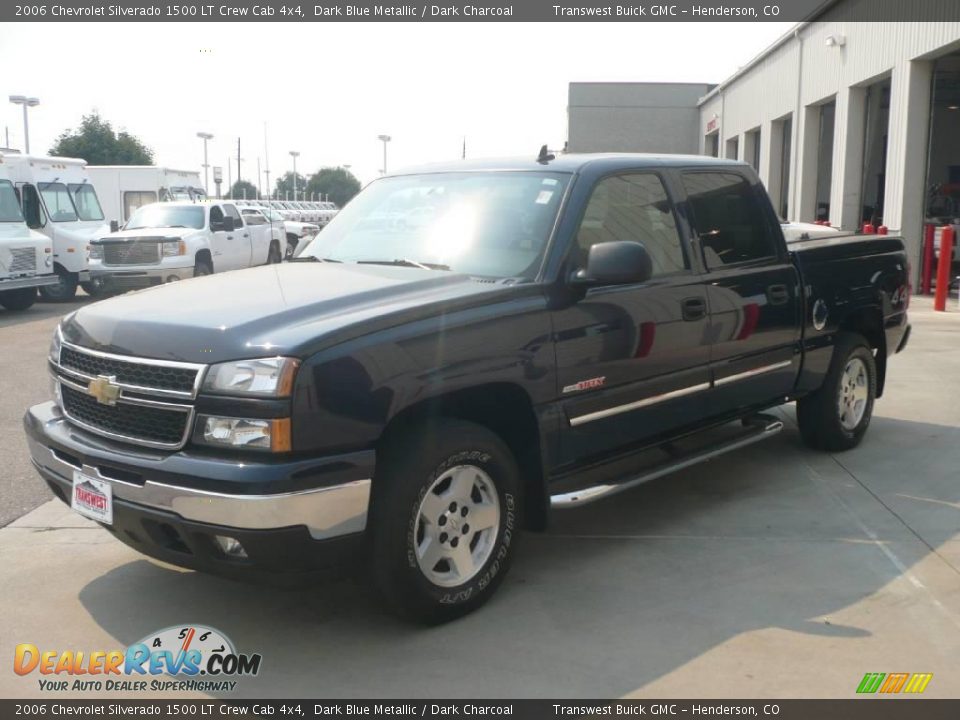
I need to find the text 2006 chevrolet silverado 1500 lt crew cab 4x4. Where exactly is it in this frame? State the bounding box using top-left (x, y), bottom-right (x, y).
top-left (25, 153), bottom-right (911, 622)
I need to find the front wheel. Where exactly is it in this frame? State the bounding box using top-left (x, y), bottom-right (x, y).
top-left (194, 257), bottom-right (213, 277)
top-left (797, 334), bottom-right (876, 451)
top-left (370, 419), bottom-right (521, 623)
top-left (38, 268), bottom-right (78, 302)
top-left (0, 288), bottom-right (37, 311)
top-left (267, 241), bottom-right (282, 264)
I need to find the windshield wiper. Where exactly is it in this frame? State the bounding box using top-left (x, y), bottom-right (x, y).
top-left (356, 258), bottom-right (451, 271)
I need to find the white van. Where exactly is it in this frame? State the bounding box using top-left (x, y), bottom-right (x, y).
top-left (0, 158), bottom-right (56, 311)
top-left (4, 154), bottom-right (110, 301)
top-left (87, 165), bottom-right (206, 227)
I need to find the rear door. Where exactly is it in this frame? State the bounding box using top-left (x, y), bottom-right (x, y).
top-left (678, 170), bottom-right (801, 416)
top-left (552, 171), bottom-right (712, 464)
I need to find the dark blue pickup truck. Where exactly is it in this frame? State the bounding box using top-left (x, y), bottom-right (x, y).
top-left (26, 152), bottom-right (910, 622)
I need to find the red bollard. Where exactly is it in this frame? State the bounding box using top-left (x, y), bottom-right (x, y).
top-left (877, 225), bottom-right (888, 235)
top-left (922, 224), bottom-right (935, 295)
top-left (862, 222), bottom-right (875, 234)
top-left (934, 225), bottom-right (955, 312)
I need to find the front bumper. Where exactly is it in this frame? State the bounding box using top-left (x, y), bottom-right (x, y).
top-left (89, 262), bottom-right (195, 291)
top-left (24, 402), bottom-right (374, 582)
top-left (0, 273), bottom-right (59, 291)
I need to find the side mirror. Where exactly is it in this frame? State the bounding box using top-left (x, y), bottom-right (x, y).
top-left (573, 241), bottom-right (653, 286)
top-left (223, 216), bottom-right (235, 232)
top-left (109, 220), bottom-right (119, 233)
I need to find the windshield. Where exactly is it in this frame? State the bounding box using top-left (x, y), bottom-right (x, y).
top-left (67, 183), bottom-right (105, 221)
top-left (262, 208), bottom-right (284, 222)
top-left (38, 182), bottom-right (78, 223)
top-left (0, 180), bottom-right (24, 223)
top-left (301, 171), bottom-right (570, 279)
top-left (125, 204), bottom-right (205, 230)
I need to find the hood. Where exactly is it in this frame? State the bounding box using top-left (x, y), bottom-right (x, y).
top-left (96, 226), bottom-right (201, 242)
top-left (54, 222), bottom-right (112, 243)
top-left (60, 262), bottom-right (509, 363)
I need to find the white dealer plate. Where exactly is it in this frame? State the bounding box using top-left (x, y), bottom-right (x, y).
top-left (71, 470), bottom-right (113, 525)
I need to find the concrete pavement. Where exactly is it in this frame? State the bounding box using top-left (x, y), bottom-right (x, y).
top-left (1, 296), bottom-right (958, 699)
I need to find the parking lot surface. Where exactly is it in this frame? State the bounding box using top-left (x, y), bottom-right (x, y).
top-left (1, 296), bottom-right (958, 699)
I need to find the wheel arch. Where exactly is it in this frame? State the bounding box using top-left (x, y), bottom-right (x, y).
top-left (837, 305), bottom-right (887, 397)
top-left (195, 248), bottom-right (213, 272)
top-left (378, 382), bottom-right (549, 531)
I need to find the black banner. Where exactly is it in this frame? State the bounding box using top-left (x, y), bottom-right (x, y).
top-left (7, 0), bottom-right (960, 22)
top-left (3, 700), bottom-right (960, 719)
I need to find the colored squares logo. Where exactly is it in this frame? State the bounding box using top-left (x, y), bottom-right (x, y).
top-left (857, 672), bottom-right (933, 694)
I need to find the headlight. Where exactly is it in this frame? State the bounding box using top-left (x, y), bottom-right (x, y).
top-left (201, 357), bottom-right (299, 397)
top-left (89, 244), bottom-right (103, 260)
top-left (48, 328), bottom-right (62, 365)
top-left (196, 416), bottom-right (291, 452)
top-left (162, 240), bottom-right (187, 257)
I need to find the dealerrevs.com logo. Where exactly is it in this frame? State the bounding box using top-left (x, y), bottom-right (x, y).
top-left (14, 624), bottom-right (262, 693)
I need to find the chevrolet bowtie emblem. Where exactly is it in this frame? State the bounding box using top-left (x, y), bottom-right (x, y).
top-left (88, 375), bottom-right (121, 406)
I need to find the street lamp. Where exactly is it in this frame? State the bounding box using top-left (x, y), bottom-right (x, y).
top-left (9, 95), bottom-right (40, 154)
top-left (196, 132), bottom-right (213, 195)
top-left (377, 134), bottom-right (391, 174)
top-left (289, 151), bottom-right (300, 201)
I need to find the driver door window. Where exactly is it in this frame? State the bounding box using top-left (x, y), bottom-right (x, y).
top-left (18, 184), bottom-right (46, 229)
top-left (575, 173), bottom-right (688, 278)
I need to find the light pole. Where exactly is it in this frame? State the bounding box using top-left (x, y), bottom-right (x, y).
top-left (9, 95), bottom-right (39, 154)
top-left (377, 134), bottom-right (391, 175)
top-left (196, 132), bottom-right (213, 195)
top-left (289, 150), bottom-right (300, 201)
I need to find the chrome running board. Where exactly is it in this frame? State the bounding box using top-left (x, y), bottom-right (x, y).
top-left (550, 414), bottom-right (784, 508)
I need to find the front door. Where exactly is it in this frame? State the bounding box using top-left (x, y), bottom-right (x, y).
top-left (678, 170), bottom-right (801, 416)
top-left (223, 203), bottom-right (252, 268)
top-left (552, 171), bottom-right (712, 466)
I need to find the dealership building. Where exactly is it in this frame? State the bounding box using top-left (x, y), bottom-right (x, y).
top-left (567, 4), bottom-right (960, 269)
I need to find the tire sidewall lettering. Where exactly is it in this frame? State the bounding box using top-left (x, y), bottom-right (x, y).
top-left (406, 447), bottom-right (516, 606)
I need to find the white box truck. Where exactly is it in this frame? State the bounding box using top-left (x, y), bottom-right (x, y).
top-left (4, 153), bottom-right (110, 301)
top-left (87, 165), bottom-right (207, 227)
top-left (0, 157), bottom-right (57, 311)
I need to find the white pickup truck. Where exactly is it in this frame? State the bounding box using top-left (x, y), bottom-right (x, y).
top-left (0, 168), bottom-right (57, 311)
top-left (87, 200), bottom-right (281, 295)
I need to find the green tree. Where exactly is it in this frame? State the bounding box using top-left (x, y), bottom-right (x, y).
top-left (305, 167), bottom-right (361, 208)
top-left (49, 112), bottom-right (153, 165)
top-left (228, 180), bottom-right (258, 200)
top-left (273, 171), bottom-right (308, 201)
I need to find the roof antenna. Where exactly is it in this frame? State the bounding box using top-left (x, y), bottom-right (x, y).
top-left (536, 144), bottom-right (555, 164)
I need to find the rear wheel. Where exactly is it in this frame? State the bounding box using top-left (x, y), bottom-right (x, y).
top-left (38, 268), bottom-right (78, 302)
top-left (0, 288), bottom-right (37, 311)
top-left (370, 419), bottom-right (521, 623)
top-left (797, 334), bottom-right (876, 451)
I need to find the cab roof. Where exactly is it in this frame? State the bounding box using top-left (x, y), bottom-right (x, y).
top-left (392, 153), bottom-right (748, 176)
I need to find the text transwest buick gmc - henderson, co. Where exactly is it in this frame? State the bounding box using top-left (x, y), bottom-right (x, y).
top-left (25, 153), bottom-right (910, 621)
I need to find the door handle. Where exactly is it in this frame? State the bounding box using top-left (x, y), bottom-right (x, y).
top-left (243, 233), bottom-right (249, 237)
top-left (226, 235), bottom-right (234, 240)
top-left (767, 284), bottom-right (790, 305)
top-left (681, 297), bottom-right (707, 321)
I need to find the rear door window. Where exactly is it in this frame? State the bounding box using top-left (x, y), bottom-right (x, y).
top-left (681, 172), bottom-right (775, 268)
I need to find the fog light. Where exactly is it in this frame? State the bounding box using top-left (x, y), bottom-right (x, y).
top-left (166, 275), bottom-right (181, 283)
top-left (214, 535), bottom-right (248, 559)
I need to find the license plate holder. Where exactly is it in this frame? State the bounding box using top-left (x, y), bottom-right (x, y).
top-left (71, 470), bottom-right (113, 525)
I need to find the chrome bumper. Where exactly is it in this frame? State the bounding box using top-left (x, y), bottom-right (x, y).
top-left (26, 427), bottom-right (371, 541)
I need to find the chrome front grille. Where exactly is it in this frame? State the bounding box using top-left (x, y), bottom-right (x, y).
top-left (51, 337), bottom-right (206, 449)
top-left (8, 247), bottom-right (35, 274)
top-left (103, 240), bottom-right (160, 265)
